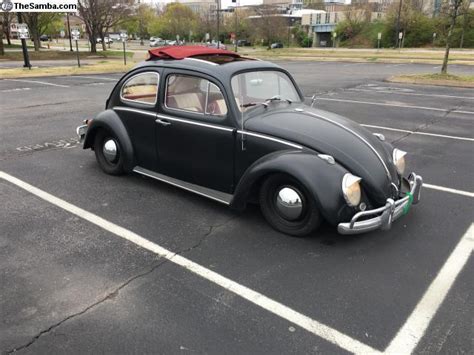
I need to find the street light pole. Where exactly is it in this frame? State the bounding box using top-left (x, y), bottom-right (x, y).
top-left (138, 0), bottom-right (144, 45)
top-left (216, 0), bottom-right (220, 48)
top-left (66, 13), bottom-right (73, 52)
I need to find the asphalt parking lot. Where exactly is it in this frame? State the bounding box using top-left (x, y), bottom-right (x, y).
top-left (1, 61), bottom-right (473, 354)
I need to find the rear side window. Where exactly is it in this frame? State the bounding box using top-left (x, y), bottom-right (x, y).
top-left (165, 74), bottom-right (227, 116)
top-left (121, 72), bottom-right (159, 105)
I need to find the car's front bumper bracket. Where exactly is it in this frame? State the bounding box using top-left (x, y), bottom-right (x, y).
top-left (338, 173), bottom-right (423, 235)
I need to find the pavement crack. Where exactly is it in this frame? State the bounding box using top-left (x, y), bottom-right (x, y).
top-left (4, 259), bottom-right (168, 354)
top-left (178, 215), bottom-right (239, 255)
top-left (390, 105), bottom-right (462, 145)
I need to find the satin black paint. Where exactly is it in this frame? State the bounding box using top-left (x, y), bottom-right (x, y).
top-left (83, 58), bottom-right (403, 225)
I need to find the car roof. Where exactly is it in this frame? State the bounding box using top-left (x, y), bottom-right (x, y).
top-left (134, 56), bottom-right (282, 82)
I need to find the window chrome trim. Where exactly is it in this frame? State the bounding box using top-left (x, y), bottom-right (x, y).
top-left (120, 72), bottom-right (159, 106)
top-left (157, 114), bottom-right (234, 132)
top-left (237, 130), bottom-right (303, 149)
top-left (304, 111), bottom-right (392, 180)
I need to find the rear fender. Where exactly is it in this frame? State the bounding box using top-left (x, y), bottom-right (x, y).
top-left (231, 150), bottom-right (349, 225)
top-left (83, 109), bottom-right (135, 172)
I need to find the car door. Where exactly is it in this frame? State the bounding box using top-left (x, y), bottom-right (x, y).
top-left (156, 70), bottom-right (235, 194)
top-left (116, 70), bottom-right (160, 170)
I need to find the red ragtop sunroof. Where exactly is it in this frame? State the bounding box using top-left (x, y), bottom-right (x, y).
top-left (148, 45), bottom-right (241, 60)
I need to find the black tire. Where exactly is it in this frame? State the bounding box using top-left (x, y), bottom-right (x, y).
top-left (259, 174), bottom-right (321, 237)
top-left (93, 130), bottom-right (125, 175)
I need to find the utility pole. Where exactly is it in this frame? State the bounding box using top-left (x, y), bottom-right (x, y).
top-left (66, 13), bottom-right (73, 51)
top-left (216, 0), bottom-right (220, 48)
top-left (138, 0), bottom-right (144, 45)
top-left (395, 0), bottom-right (403, 47)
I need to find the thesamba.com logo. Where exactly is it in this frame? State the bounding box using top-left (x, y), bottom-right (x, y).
top-left (1, 0), bottom-right (14, 12)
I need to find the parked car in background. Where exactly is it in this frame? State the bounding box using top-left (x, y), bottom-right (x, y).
top-left (150, 38), bottom-right (166, 47)
top-left (77, 45), bottom-right (423, 237)
top-left (207, 41), bottom-right (227, 50)
top-left (237, 39), bottom-right (251, 47)
top-left (39, 35), bottom-right (49, 42)
top-left (271, 42), bottom-right (283, 49)
top-left (97, 37), bottom-right (113, 44)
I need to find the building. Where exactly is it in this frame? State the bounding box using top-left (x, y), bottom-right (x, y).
top-left (176, 0), bottom-right (218, 17)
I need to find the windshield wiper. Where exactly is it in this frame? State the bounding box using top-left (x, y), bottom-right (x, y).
top-left (240, 96), bottom-right (292, 110)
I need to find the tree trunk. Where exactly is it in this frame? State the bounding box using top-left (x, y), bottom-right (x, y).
top-left (101, 36), bottom-right (106, 51)
top-left (33, 31), bottom-right (40, 51)
top-left (441, 8), bottom-right (458, 74)
top-left (0, 20), bottom-right (4, 56)
top-left (90, 38), bottom-right (96, 53)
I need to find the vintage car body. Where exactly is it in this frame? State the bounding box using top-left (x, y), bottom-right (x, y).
top-left (77, 46), bottom-right (422, 236)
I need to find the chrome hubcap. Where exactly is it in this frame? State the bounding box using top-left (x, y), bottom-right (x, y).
top-left (103, 139), bottom-right (118, 163)
top-left (275, 187), bottom-right (303, 221)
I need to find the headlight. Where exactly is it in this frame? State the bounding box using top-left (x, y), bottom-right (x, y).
top-left (342, 174), bottom-right (362, 207)
top-left (393, 149), bottom-right (407, 175)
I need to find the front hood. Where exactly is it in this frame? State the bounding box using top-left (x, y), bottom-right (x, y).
top-left (245, 104), bottom-right (399, 203)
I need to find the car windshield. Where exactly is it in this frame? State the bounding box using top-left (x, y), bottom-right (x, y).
top-left (231, 71), bottom-right (301, 112)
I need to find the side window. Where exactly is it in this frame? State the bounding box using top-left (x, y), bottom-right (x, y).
top-left (165, 74), bottom-right (227, 116)
top-left (121, 72), bottom-right (159, 105)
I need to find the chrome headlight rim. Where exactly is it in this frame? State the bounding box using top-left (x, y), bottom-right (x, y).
top-left (393, 148), bottom-right (407, 175)
top-left (342, 173), bottom-right (362, 207)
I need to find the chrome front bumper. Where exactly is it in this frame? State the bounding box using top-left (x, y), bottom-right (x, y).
top-left (76, 124), bottom-right (88, 143)
top-left (338, 173), bottom-right (423, 235)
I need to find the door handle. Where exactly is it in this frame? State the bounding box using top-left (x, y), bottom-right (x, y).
top-left (157, 119), bottom-right (171, 126)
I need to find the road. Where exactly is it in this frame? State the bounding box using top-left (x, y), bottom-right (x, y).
top-left (0, 61), bottom-right (473, 354)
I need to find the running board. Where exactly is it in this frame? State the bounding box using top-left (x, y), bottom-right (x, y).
top-left (133, 166), bottom-right (233, 205)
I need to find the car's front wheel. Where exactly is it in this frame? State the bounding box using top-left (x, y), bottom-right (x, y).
top-left (259, 174), bottom-right (321, 237)
top-left (94, 130), bottom-right (125, 175)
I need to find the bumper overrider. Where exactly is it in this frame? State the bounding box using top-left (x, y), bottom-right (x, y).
top-left (338, 173), bottom-right (423, 235)
top-left (76, 124), bottom-right (88, 143)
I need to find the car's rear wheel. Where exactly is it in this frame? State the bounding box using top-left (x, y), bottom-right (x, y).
top-left (94, 130), bottom-right (124, 175)
top-left (259, 174), bottom-right (321, 237)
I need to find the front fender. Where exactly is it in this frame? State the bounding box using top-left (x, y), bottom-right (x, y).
top-left (231, 150), bottom-right (350, 225)
top-left (83, 109), bottom-right (135, 172)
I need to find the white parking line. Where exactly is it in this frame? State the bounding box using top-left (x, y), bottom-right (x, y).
top-left (423, 184), bottom-right (474, 198)
top-left (317, 97), bottom-right (474, 115)
top-left (3, 78), bottom-right (70, 88)
top-left (387, 64), bottom-right (405, 67)
top-left (384, 223), bottom-right (473, 354)
top-left (361, 124), bottom-right (474, 142)
top-left (68, 75), bottom-right (118, 81)
top-left (348, 88), bottom-right (474, 100)
top-left (0, 171), bottom-right (380, 355)
top-left (0, 87), bottom-right (32, 93)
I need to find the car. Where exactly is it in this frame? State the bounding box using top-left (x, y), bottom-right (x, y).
top-left (237, 39), bottom-right (251, 47)
top-left (271, 42), bottom-right (283, 49)
top-left (207, 41), bottom-right (227, 50)
top-left (39, 34), bottom-right (49, 42)
top-left (77, 45), bottom-right (422, 237)
top-left (97, 37), bottom-right (113, 44)
top-left (150, 38), bottom-right (166, 47)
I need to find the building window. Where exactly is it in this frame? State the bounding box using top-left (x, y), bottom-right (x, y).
top-left (316, 14), bottom-right (321, 24)
top-left (325, 13), bottom-right (330, 24)
top-left (334, 13), bottom-right (338, 23)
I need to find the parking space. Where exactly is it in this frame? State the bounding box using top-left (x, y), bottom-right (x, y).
top-left (1, 62), bottom-right (473, 354)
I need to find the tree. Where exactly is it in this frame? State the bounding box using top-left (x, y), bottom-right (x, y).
top-left (3, 12), bottom-right (14, 45)
top-left (78, 0), bottom-right (132, 53)
top-left (0, 16), bottom-right (4, 56)
top-left (251, 5), bottom-right (287, 48)
top-left (148, 3), bottom-right (197, 40)
top-left (21, 13), bottom-right (62, 51)
top-left (439, 0), bottom-right (469, 74)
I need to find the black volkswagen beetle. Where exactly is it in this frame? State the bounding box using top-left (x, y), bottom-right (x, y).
top-left (77, 46), bottom-right (422, 237)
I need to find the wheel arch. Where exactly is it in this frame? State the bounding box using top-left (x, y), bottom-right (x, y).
top-left (83, 109), bottom-right (135, 172)
top-left (231, 150), bottom-right (350, 225)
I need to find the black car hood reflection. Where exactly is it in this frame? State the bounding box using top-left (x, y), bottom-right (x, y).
top-left (244, 104), bottom-right (399, 203)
